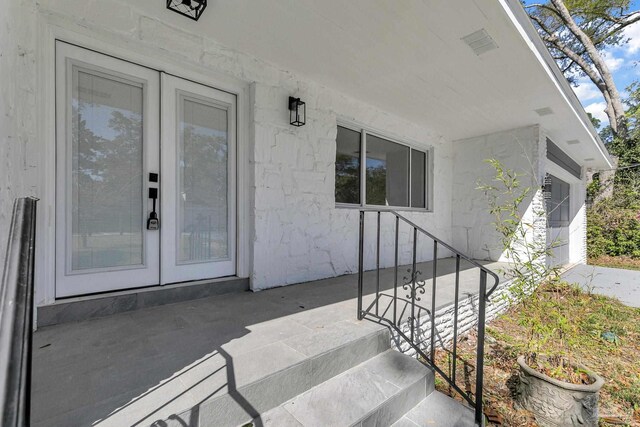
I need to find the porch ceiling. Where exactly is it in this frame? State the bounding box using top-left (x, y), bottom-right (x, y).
top-left (147, 0), bottom-right (611, 168)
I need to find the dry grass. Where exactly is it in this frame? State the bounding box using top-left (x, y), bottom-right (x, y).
top-left (589, 255), bottom-right (640, 271)
top-left (434, 282), bottom-right (640, 426)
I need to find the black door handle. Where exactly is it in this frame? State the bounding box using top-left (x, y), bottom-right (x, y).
top-left (147, 187), bottom-right (159, 230)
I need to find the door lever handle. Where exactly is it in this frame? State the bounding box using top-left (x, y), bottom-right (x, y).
top-left (147, 188), bottom-right (159, 230)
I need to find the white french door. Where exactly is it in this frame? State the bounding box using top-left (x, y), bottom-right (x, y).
top-left (160, 74), bottom-right (236, 284)
top-left (55, 42), bottom-right (236, 297)
top-left (55, 42), bottom-right (160, 297)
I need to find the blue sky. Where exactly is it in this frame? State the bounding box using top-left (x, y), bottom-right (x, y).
top-left (543, 1), bottom-right (640, 127)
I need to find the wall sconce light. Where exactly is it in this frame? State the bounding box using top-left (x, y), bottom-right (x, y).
top-left (166, 0), bottom-right (207, 21)
top-left (289, 97), bottom-right (306, 127)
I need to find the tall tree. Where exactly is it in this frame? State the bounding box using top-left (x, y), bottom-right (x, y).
top-left (525, 0), bottom-right (640, 140)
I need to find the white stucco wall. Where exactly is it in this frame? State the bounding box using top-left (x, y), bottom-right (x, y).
top-left (2, 1), bottom-right (592, 305)
top-left (568, 183), bottom-right (588, 265)
top-left (0, 0), bottom-right (38, 269)
top-left (451, 125), bottom-right (547, 262)
top-left (572, 189), bottom-right (588, 264)
top-left (250, 83), bottom-right (453, 289)
top-left (9, 0), bottom-right (456, 301)
top-left (452, 125), bottom-right (588, 267)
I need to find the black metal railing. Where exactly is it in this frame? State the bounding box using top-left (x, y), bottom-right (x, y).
top-left (357, 209), bottom-right (499, 425)
top-left (0, 197), bottom-right (38, 427)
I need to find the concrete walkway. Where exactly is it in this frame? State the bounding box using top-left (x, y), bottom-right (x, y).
top-left (562, 264), bottom-right (640, 308)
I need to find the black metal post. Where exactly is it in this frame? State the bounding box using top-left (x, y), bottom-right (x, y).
top-left (452, 254), bottom-right (461, 385)
top-left (393, 215), bottom-right (399, 326)
top-left (475, 270), bottom-right (488, 425)
top-left (410, 227), bottom-right (417, 342)
top-left (376, 211), bottom-right (381, 316)
top-left (1, 197), bottom-right (38, 427)
top-left (357, 211), bottom-right (365, 320)
top-left (430, 240), bottom-right (438, 362)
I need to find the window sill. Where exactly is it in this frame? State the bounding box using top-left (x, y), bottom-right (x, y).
top-left (548, 223), bottom-right (570, 228)
top-left (335, 203), bottom-right (433, 213)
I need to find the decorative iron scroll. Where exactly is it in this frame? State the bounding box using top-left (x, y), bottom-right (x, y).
top-left (402, 267), bottom-right (425, 301)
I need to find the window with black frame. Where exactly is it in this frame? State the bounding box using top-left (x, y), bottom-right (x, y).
top-left (335, 125), bottom-right (428, 209)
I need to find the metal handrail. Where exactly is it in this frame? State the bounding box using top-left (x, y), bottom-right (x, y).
top-left (357, 209), bottom-right (499, 426)
top-left (0, 197), bottom-right (38, 427)
top-left (388, 210), bottom-right (500, 297)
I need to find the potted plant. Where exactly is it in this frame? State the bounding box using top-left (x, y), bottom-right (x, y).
top-left (515, 353), bottom-right (604, 427)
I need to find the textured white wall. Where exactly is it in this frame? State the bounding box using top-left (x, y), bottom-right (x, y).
top-left (451, 125), bottom-right (546, 261)
top-left (0, 0), bottom-right (38, 270)
top-left (5, 1), bottom-right (588, 301)
top-left (17, 1), bottom-right (455, 296)
top-left (250, 82), bottom-right (453, 289)
top-left (452, 125), bottom-right (588, 267)
top-left (568, 183), bottom-right (588, 265)
top-left (572, 188), bottom-right (588, 264)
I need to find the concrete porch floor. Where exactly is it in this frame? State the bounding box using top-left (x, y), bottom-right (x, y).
top-left (31, 258), bottom-right (506, 427)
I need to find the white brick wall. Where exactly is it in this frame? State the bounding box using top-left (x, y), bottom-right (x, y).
top-left (5, 2), bottom-right (587, 302)
top-left (244, 43), bottom-right (455, 290)
top-left (392, 276), bottom-right (526, 356)
top-left (451, 126), bottom-right (547, 262)
top-left (12, 1), bottom-right (455, 296)
top-left (570, 182), bottom-right (588, 264)
top-left (0, 0), bottom-right (38, 269)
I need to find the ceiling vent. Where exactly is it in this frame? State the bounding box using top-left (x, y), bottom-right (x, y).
top-left (567, 139), bottom-right (580, 145)
top-left (584, 158), bottom-right (595, 162)
top-left (534, 107), bottom-right (554, 116)
top-left (462, 29), bottom-right (499, 56)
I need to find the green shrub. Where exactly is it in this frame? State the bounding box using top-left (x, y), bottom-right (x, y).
top-left (587, 199), bottom-right (640, 259)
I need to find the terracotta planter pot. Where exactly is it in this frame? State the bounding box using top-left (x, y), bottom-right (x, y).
top-left (516, 355), bottom-right (605, 427)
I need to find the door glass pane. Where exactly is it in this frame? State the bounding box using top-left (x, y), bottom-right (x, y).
top-left (71, 69), bottom-right (144, 270)
top-left (335, 126), bottom-right (361, 204)
top-left (411, 149), bottom-right (426, 208)
top-left (366, 135), bottom-right (409, 206)
top-left (178, 96), bottom-right (228, 263)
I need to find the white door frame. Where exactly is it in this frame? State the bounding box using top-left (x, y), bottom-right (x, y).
top-left (35, 19), bottom-right (251, 307)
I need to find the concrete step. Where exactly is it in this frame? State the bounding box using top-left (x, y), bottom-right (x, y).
top-left (392, 391), bottom-right (476, 427)
top-left (37, 276), bottom-right (250, 326)
top-left (250, 349), bottom-right (434, 427)
top-left (152, 320), bottom-right (391, 427)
